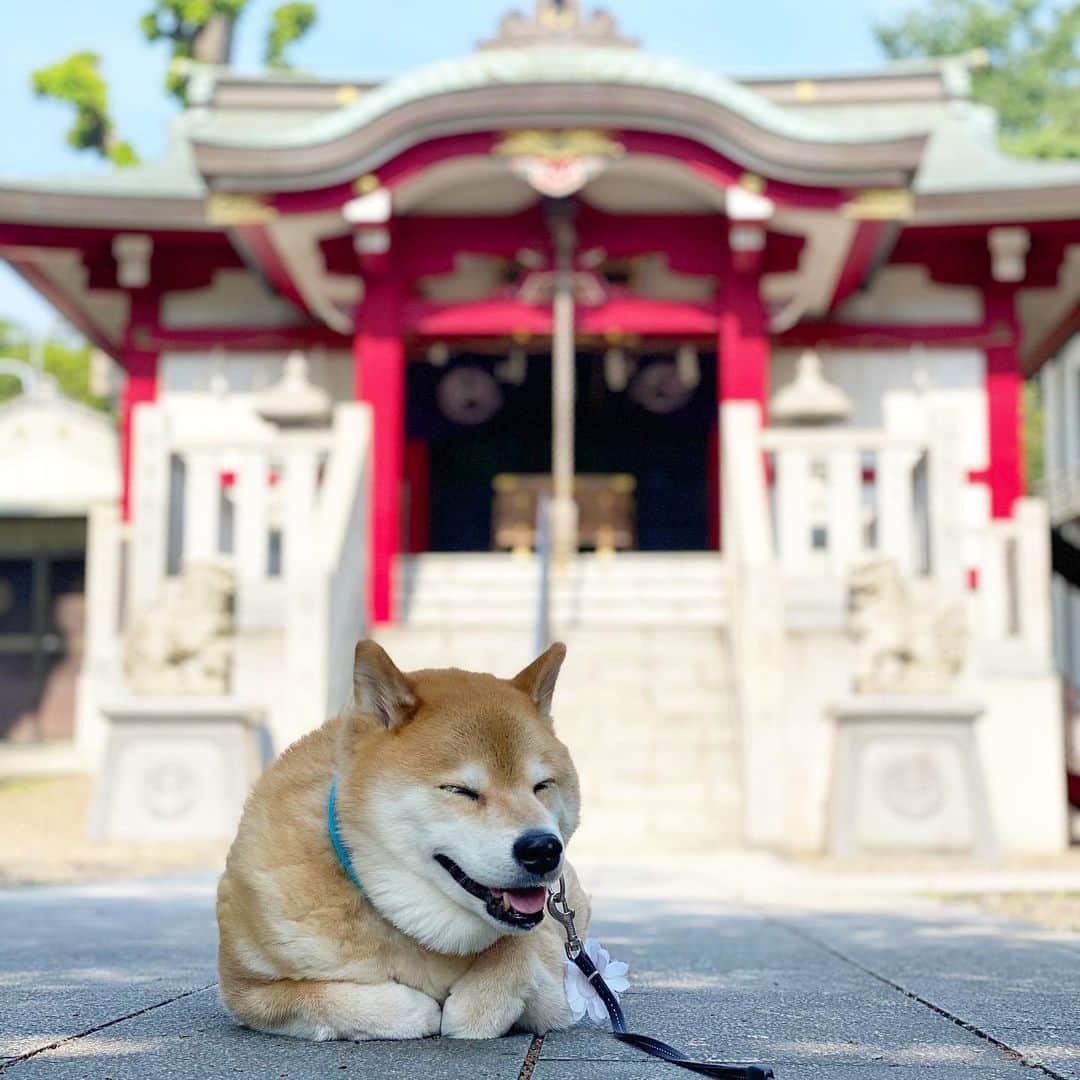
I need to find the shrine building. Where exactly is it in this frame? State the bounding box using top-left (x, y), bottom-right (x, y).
top-left (2, 0), bottom-right (1077, 853)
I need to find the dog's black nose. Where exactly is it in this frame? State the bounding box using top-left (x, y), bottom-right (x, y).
top-left (512, 830), bottom-right (563, 875)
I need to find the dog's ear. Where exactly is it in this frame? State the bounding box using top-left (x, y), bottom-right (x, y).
top-left (352, 639), bottom-right (417, 731)
top-left (512, 642), bottom-right (566, 719)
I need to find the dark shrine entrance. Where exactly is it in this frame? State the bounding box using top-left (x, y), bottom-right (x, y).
top-left (408, 347), bottom-right (716, 553)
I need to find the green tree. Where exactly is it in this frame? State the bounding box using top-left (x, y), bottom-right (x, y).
top-left (1024, 380), bottom-right (1045, 494)
top-left (30, 53), bottom-right (138, 167)
top-left (0, 322), bottom-right (109, 413)
top-left (266, 2), bottom-right (318, 68)
top-left (140, 0), bottom-right (252, 104)
top-left (875, 0), bottom-right (1080, 158)
top-left (32, 2), bottom-right (318, 161)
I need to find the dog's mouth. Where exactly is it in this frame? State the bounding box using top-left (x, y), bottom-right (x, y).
top-left (433, 854), bottom-right (548, 929)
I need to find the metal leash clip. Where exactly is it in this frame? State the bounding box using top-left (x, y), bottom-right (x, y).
top-left (546, 875), bottom-right (583, 960)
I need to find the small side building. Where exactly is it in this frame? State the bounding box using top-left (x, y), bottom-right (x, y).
top-left (0, 375), bottom-right (118, 743)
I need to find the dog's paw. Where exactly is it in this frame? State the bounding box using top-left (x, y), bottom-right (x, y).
top-left (440, 985), bottom-right (524, 1039)
top-left (343, 983), bottom-right (442, 1041)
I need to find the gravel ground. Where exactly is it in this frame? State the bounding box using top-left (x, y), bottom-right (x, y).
top-left (936, 891), bottom-right (1080, 932)
top-left (0, 774), bottom-right (228, 887)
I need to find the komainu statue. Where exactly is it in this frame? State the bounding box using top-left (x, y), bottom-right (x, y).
top-left (124, 561), bottom-right (235, 695)
top-left (848, 555), bottom-right (967, 694)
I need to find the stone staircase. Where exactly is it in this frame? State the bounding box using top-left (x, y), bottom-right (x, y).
top-left (376, 553), bottom-right (743, 852)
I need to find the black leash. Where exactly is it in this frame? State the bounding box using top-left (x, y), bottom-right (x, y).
top-left (547, 879), bottom-right (775, 1080)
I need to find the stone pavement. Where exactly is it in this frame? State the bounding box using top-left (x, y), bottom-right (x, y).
top-left (1, 857), bottom-right (1078, 1079)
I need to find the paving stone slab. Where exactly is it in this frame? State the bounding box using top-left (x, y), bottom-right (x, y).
top-left (531, 1063), bottom-right (1039, 1079)
top-left (1, 989), bottom-right (532, 1079)
top-left (3, 871), bottom-right (1078, 1080)
top-left (541, 901), bottom-right (1009, 1071)
top-left (774, 906), bottom-right (1080, 1079)
top-left (0, 879), bottom-right (217, 1059)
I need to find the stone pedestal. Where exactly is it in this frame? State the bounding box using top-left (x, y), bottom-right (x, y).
top-left (829, 696), bottom-right (995, 857)
top-left (89, 698), bottom-right (267, 842)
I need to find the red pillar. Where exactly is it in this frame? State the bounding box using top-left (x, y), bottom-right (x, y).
top-left (717, 268), bottom-right (769, 414)
top-left (715, 264), bottom-right (769, 548)
top-left (983, 288), bottom-right (1024, 519)
top-left (354, 275), bottom-right (405, 624)
top-left (119, 294), bottom-right (159, 522)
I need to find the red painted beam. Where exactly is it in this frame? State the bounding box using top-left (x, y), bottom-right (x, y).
top-left (829, 220), bottom-right (891, 310)
top-left (260, 129), bottom-right (850, 218)
top-left (135, 324), bottom-right (347, 351)
top-left (775, 320), bottom-right (1013, 351)
top-left (402, 294), bottom-right (721, 338)
top-left (576, 296), bottom-right (719, 336)
top-left (616, 132), bottom-right (847, 210)
top-left (404, 297), bottom-right (553, 338)
top-left (233, 224), bottom-right (313, 316)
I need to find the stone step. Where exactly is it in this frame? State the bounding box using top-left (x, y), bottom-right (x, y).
top-left (394, 553), bottom-right (731, 628)
top-left (397, 553), bottom-right (731, 578)
top-left (372, 621), bottom-right (744, 853)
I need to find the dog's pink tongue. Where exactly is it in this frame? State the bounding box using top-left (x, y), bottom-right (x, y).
top-left (505, 887), bottom-right (548, 915)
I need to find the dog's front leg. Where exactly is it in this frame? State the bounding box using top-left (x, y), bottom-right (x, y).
top-left (440, 934), bottom-right (530, 1039)
top-left (222, 977), bottom-right (442, 1041)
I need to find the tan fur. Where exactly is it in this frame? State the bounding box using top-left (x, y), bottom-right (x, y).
top-left (217, 641), bottom-right (590, 1041)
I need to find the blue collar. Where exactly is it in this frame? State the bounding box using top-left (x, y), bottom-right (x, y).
top-left (327, 776), bottom-right (364, 891)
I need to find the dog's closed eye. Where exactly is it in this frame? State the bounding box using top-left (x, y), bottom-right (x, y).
top-left (439, 784), bottom-right (481, 801)
top-left (533, 779), bottom-right (556, 794)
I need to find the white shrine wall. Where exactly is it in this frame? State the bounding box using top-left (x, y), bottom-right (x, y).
top-left (836, 265), bottom-right (982, 325)
top-left (160, 349), bottom-right (354, 404)
top-left (161, 270), bottom-right (308, 329)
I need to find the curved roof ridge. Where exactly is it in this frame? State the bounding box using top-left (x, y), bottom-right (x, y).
top-left (192, 45), bottom-right (934, 154)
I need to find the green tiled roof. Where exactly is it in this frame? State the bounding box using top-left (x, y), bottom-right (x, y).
top-left (194, 46), bottom-right (931, 153)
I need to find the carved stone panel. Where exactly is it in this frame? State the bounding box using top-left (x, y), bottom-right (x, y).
top-left (88, 699), bottom-right (267, 841)
top-left (829, 697), bottom-right (995, 857)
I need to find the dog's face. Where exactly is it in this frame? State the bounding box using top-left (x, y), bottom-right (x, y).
top-left (339, 641), bottom-right (580, 955)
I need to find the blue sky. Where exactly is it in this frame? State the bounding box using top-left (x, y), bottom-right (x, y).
top-left (0, 0), bottom-right (911, 337)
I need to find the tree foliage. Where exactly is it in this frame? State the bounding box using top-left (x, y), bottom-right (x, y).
top-left (0, 322), bottom-right (109, 413)
top-left (875, 0), bottom-right (1080, 158)
top-left (266, 3), bottom-right (318, 68)
top-left (140, 0), bottom-right (252, 103)
top-left (30, 53), bottom-right (138, 167)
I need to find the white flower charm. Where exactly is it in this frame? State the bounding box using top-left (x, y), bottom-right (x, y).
top-left (563, 937), bottom-right (631, 1024)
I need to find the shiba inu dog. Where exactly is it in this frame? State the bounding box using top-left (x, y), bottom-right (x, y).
top-left (217, 639), bottom-right (590, 1041)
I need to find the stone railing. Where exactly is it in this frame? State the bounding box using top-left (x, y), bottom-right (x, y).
top-left (976, 497), bottom-right (1053, 667)
top-left (759, 409), bottom-right (965, 589)
top-left (79, 402), bottom-right (372, 756)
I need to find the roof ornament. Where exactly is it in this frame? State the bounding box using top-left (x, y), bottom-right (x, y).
top-left (494, 129), bottom-right (624, 198)
top-left (479, 0), bottom-right (636, 50)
